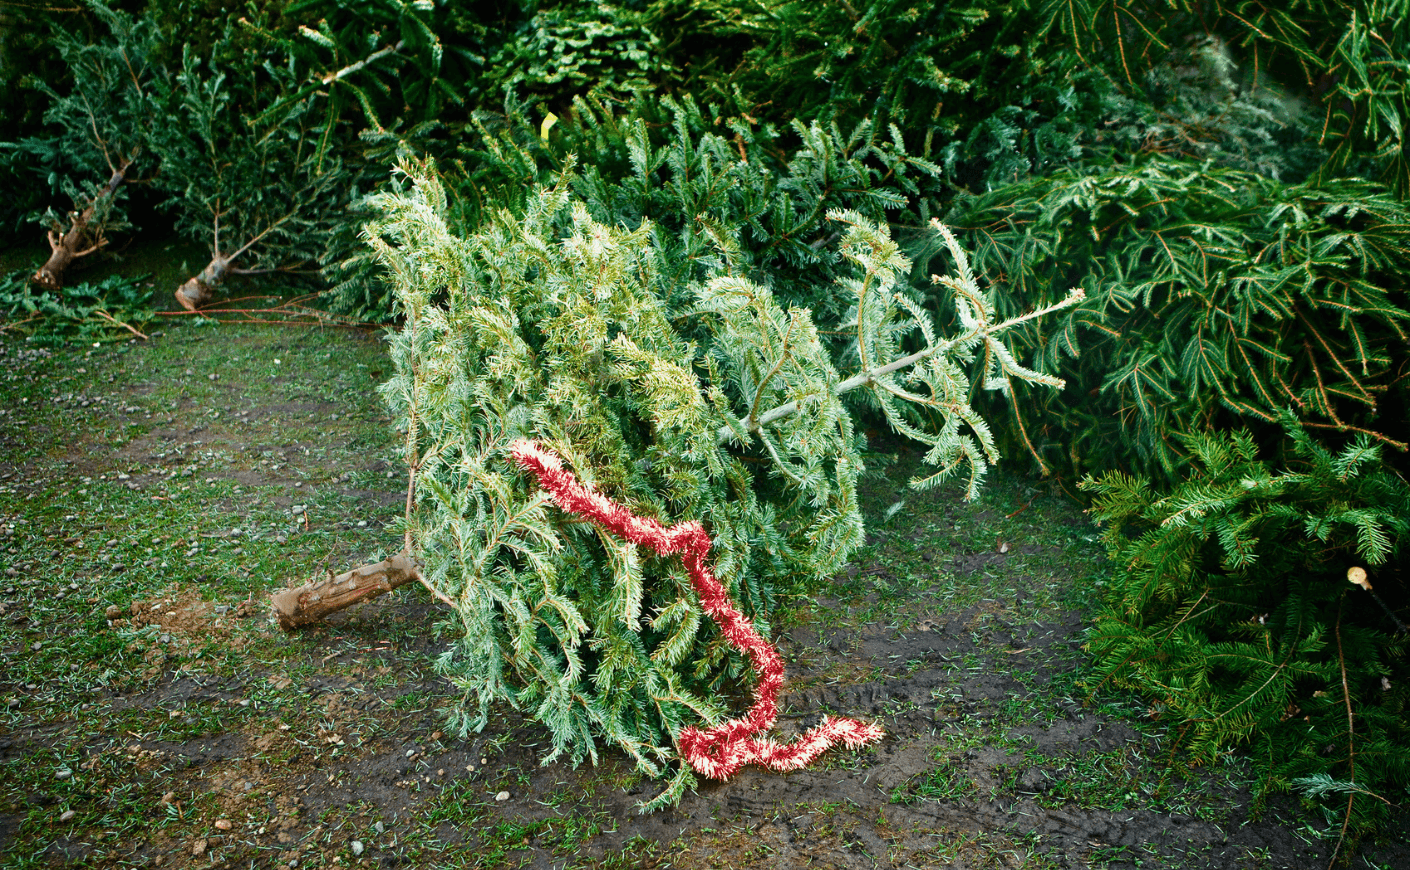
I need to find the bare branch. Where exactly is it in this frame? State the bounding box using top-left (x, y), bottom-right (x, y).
top-left (319, 39), bottom-right (406, 85)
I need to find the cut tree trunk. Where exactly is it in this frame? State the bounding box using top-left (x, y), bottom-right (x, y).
top-left (32, 160), bottom-right (133, 291)
top-left (175, 255), bottom-right (233, 311)
top-left (270, 551), bottom-right (421, 631)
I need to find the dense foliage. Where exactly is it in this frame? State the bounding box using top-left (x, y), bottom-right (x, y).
top-left (1083, 421), bottom-right (1409, 849)
top-left (948, 161), bottom-right (1410, 479)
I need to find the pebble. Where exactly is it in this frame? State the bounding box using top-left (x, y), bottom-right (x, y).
top-left (214, 819), bottom-right (233, 830)
top-left (374, 821), bottom-right (385, 835)
top-left (59, 810), bottom-right (75, 822)
top-left (105, 604), bottom-right (123, 619)
top-left (30, 642), bottom-right (41, 652)
top-left (192, 838), bottom-right (207, 856)
top-left (55, 768), bottom-right (72, 780)
top-left (495, 790), bottom-right (510, 802)
top-left (350, 841), bottom-right (364, 857)
top-left (214, 605), bottom-right (230, 615)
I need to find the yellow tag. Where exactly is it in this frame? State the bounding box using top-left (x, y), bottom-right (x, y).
top-left (540, 112), bottom-right (559, 141)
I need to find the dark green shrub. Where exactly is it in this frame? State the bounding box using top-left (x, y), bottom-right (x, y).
top-left (332, 92), bottom-right (945, 320)
top-left (1082, 420), bottom-right (1409, 849)
top-left (944, 159), bottom-right (1410, 480)
top-left (1041, 0), bottom-right (1410, 195)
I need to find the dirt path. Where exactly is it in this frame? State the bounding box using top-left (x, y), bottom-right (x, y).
top-left (1, 325), bottom-right (1405, 869)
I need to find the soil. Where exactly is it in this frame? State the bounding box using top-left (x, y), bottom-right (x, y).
top-left (0, 326), bottom-right (1406, 870)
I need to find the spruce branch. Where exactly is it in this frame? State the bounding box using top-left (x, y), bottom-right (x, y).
top-left (718, 289), bottom-right (1084, 443)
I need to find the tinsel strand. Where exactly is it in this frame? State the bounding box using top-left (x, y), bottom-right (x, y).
top-left (510, 439), bottom-right (884, 780)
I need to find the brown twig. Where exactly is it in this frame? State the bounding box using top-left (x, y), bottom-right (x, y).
top-left (1299, 421), bottom-right (1408, 451)
top-left (1329, 595), bottom-right (1355, 869)
top-left (91, 309), bottom-right (148, 340)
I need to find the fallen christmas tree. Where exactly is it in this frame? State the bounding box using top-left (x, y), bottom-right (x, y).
top-left (146, 28), bottom-right (369, 312)
top-left (27, 1), bottom-right (159, 291)
top-left (273, 159), bottom-right (1080, 807)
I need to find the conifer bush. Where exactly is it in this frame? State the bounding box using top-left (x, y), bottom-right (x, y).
top-left (1082, 421), bottom-right (1409, 847)
top-left (363, 158), bottom-right (1078, 805)
top-left (333, 93), bottom-right (945, 321)
top-left (944, 160), bottom-right (1410, 480)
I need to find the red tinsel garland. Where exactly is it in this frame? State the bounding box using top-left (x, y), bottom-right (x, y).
top-left (510, 439), bottom-right (884, 780)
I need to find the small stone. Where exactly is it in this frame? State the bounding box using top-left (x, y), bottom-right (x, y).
top-left (214, 605), bottom-right (229, 615)
top-left (405, 749), bottom-right (416, 758)
top-left (350, 840), bottom-right (364, 857)
top-left (214, 818), bottom-right (233, 830)
top-left (160, 634), bottom-right (172, 644)
top-left (374, 821), bottom-right (385, 835)
top-left (105, 604), bottom-right (123, 620)
top-left (243, 781), bottom-right (254, 792)
top-left (192, 838), bottom-right (208, 856)
top-left (55, 768), bottom-right (72, 780)
top-left (59, 809), bottom-right (75, 822)
top-left (495, 791), bottom-right (509, 802)
top-left (30, 642), bottom-right (41, 652)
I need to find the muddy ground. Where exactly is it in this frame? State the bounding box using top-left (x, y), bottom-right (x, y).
top-left (0, 324), bottom-right (1406, 869)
